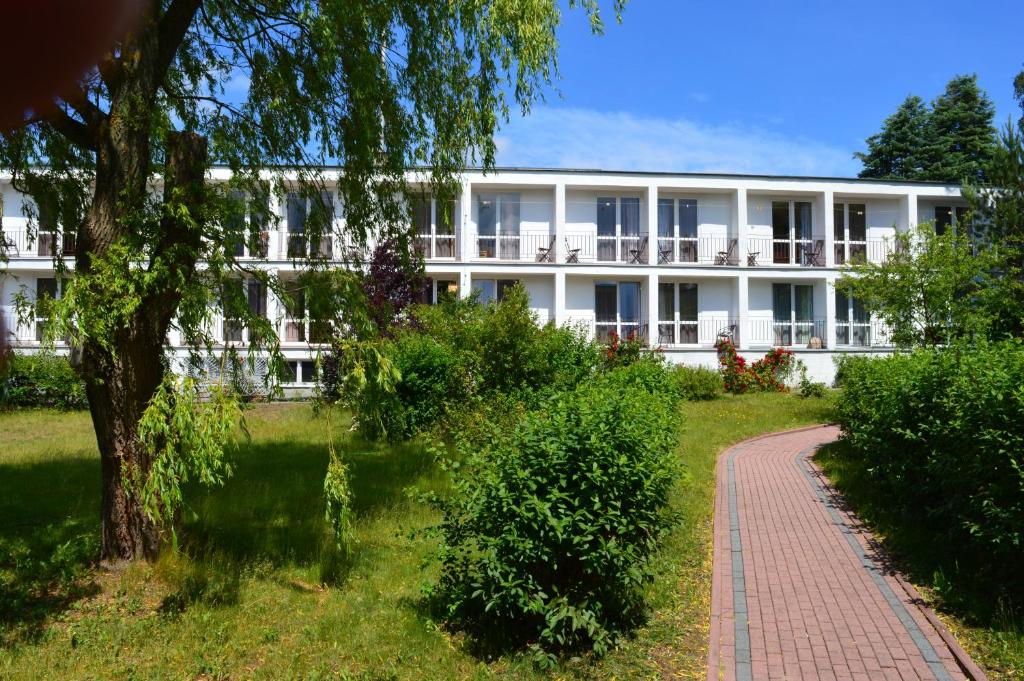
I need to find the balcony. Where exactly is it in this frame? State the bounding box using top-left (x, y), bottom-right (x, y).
top-left (746, 317), bottom-right (828, 348)
top-left (656, 317), bottom-right (737, 347)
top-left (563, 232), bottom-right (651, 264)
top-left (834, 237), bottom-right (896, 266)
top-left (835, 319), bottom-right (893, 348)
top-left (746, 238), bottom-right (826, 267)
top-left (414, 233), bottom-right (457, 260)
top-left (1, 228), bottom-right (76, 258)
top-left (470, 230), bottom-right (557, 262)
top-left (656, 236), bottom-right (738, 265)
top-left (279, 318), bottom-right (333, 345)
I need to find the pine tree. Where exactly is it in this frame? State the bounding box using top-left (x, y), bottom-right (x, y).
top-left (1015, 67), bottom-right (1024, 132)
top-left (855, 96), bottom-right (928, 179)
top-left (920, 74), bottom-right (997, 183)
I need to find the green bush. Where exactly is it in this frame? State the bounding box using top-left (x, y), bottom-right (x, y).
top-left (835, 341), bottom-right (1024, 601)
top-left (360, 334), bottom-right (469, 441)
top-left (433, 379), bottom-right (682, 661)
top-left (1, 352), bottom-right (87, 410)
top-left (668, 364), bottom-right (723, 401)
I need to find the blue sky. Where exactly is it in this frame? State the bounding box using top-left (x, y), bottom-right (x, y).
top-left (493, 0), bottom-right (1024, 177)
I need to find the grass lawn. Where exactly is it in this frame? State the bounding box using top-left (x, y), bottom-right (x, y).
top-left (0, 393), bottom-right (833, 680)
top-left (816, 442), bottom-right (1024, 681)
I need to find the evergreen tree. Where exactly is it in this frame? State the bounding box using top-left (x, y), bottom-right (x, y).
top-left (1015, 67), bottom-right (1024, 131)
top-left (919, 74), bottom-right (996, 183)
top-left (855, 95), bottom-right (928, 179)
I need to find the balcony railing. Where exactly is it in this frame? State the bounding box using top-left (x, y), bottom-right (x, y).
top-left (656, 317), bottom-right (738, 347)
top-left (746, 237), bottom-right (825, 267)
top-left (655, 236), bottom-right (738, 265)
top-left (280, 318), bottom-right (333, 345)
top-left (746, 317), bottom-right (828, 348)
top-left (414, 233), bottom-right (457, 260)
top-left (1, 228), bottom-right (76, 257)
top-left (834, 238), bottom-right (896, 266)
top-left (470, 230), bottom-right (556, 262)
top-left (835, 320), bottom-right (893, 348)
top-left (563, 232), bottom-right (651, 264)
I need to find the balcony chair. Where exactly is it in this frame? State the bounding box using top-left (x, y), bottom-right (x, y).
top-left (628, 236), bottom-right (648, 264)
top-left (802, 239), bottom-right (825, 266)
top-left (679, 239), bottom-right (698, 263)
top-left (536, 235), bottom-right (556, 262)
top-left (714, 239), bottom-right (737, 265)
top-left (657, 243), bottom-right (674, 264)
top-left (564, 238), bottom-right (581, 263)
top-left (716, 323), bottom-right (737, 344)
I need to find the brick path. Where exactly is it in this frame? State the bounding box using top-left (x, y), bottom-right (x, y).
top-left (707, 425), bottom-right (982, 681)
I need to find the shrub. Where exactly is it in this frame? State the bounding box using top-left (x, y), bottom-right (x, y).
top-left (796, 362), bottom-right (828, 399)
top-left (602, 330), bottom-right (650, 369)
top-left (1, 352), bottom-right (87, 410)
top-left (433, 380), bottom-right (682, 661)
top-left (668, 364), bottom-right (723, 401)
top-left (714, 339), bottom-right (795, 394)
top-left (835, 341), bottom-right (1024, 602)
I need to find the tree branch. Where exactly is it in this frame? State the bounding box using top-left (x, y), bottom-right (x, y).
top-left (155, 0), bottom-right (203, 85)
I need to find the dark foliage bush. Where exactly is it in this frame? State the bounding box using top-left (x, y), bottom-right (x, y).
top-left (1, 353), bottom-right (87, 410)
top-left (432, 377), bottom-right (682, 662)
top-left (668, 364), bottom-right (723, 401)
top-left (835, 341), bottom-right (1024, 602)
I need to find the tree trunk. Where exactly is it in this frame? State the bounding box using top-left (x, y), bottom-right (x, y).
top-left (83, 130), bottom-right (208, 564)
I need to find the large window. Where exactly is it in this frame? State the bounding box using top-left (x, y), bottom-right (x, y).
top-left (772, 283), bottom-right (816, 346)
top-left (418, 277), bottom-right (459, 305)
top-left (222, 279), bottom-right (267, 344)
top-left (657, 198), bottom-right (698, 263)
top-left (413, 196), bottom-right (456, 259)
top-left (833, 203), bottom-right (866, 264)
top-left (477, 194), bottom-right (520, 259)
top-left (226, 190), bottom-right (270, 258)
top-left (597, 197), bottom-right (643, 262)
top-left (595, 281), bottom-right (642, 342)
top-left (657, 282), bottom-right (698, 344)
top-left (934, 205), bottom-right (969, 236)
top-left (835, 290), bottom-right (870, 347)
top-left (772, 200), bottom-right (815, 264)
top-left (286, 191), bottom-right (335, 258)
top-left (35, 277), bottom-right (59, 341)
top-left (473, 278), bottom-right (519, 304)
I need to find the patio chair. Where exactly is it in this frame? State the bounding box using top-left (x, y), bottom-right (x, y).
top-left (657, 243), bottom-right (673, 264)
top-left (714, 239), bottom-right (737, 265)
top-left (536, 235), bottom-right (556, 262)
top-left (716, 323), bottom-right (737, 344)
top-left (802, 239), bottom-right (825, 266)
top-left (628, 236), bottom-right (648, 264)
top-left (564, 238), bottom-right (580, 263)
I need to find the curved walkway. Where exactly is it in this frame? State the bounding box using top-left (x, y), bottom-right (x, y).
top-left (707, 425), bottom-right (983, 681)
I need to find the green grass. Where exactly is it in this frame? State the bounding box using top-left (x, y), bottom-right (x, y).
top-left (0, 393), bottom-right (834, 680)
top-left (816, 441), bottom-right (1024, 681)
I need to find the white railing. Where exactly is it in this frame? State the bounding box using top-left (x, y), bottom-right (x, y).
top-left (834, 237), bottom-right (896, 266)
top-left (414, 233), bottom-right (457, 260)
top-left (279, 318), bottom-right (332, 345)
top-left (470, 230), bottom-right (557, 262)
top-left (835, 320), bottom-right (893, 347)
top-left (746, 237), bottom-right (824, 267)
top-left (746, 317), bottom-right (828, 348)
top-left (563, 232), bottom-right (650, 264)
top-left (656, 317), bottom-right (737, 347)
top-left (1, 312), bottom-right (38, 344)
top-left (1, 228), bottom-right (76, 257)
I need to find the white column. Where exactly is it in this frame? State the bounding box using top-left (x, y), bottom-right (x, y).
top-left (460, 179), bottom-right (473, 262)
top-left (459, 269), bottom-right (471, 299)
top-left (734, 188), bottom-right (748, 267)
top-left (554, 271), bottom-right (566, 325)
top-left (736, 274), bottom-right (748, 348)
top-left (554, 182), bottom-right (566, 263)
top-left (822, 189), bottom-right (835, 267)
top-left (900, 191), bottom-right (918, 232)
top-left (266, 267), bottom-right (281, 342)
top-left (646, 183), bottom-right (658, 264)
top-left (267, 192), bottom-right (283, 259)
top-left (825, 275), bottom-right (837, 350)
top-left (647, 272), bottom-right (659, 344)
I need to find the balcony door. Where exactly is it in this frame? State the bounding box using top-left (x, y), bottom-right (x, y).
top-left (413, 196), bottom-right (457, 259)
top-left (595, 281), bottom-right (641, 342)
top-left (597, 197), bottom-right (642, 262)
top-left (287, 191), bottom-right (334, 258)
top-left (658, 198), bottom-right (698, 263)
top-left (658, 282), bottom-right (698, 345)
top-left (835, 290), bottom-right (870, 346)
top-left (772, 283), bottom-right (815, 346)
top-left (834, 203), bottom-right (866, 264)
top-left (772, 200), bottom-right (813, 264)
top-left (477, 194), bottom-right (520, 259)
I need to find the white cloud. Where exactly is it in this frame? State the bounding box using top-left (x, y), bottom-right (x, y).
top-left (493, 107), bottom-right (859, 177)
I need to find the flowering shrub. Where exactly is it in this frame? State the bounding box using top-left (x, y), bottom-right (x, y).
top-left (714, 339), bottom-right (795, 394)
top-left (603, 330), bottom-right (652, 369)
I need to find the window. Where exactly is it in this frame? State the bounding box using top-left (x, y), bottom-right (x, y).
top-left (473, 278), bottom-right (518, 304)
top-left (934, 206), bottom-right (969, 237)
top-left (594, 281), bottom-right (642, 342)
top-left (284, 360), bottom-right (318, 385)
top-left (657, 198), bottom-right (698, 263)
top-left (222, 279), bottom-right (267, 344)
top-left (226, 190), bottom-right (270, 258)
top-left (835, 290), bottom-right (870, 347)
top-left (286, 191), bottom-right (334, 258)
top-left (772, 283), bottom-right (817, 347)
top-left (658, 282), bottom-right (698, 345)
top-left (834, 203), bottom-right (866, 264)
top-left (772, 200), bottom-right (814, 264)
top-left (419, 278), bottom-right (459, 305)
top-left (413, 196), bottom-right (457, 259)
top-left (596, 197), bottom-right (643, 262)
top-left (476, 194), bottom-right (520, 259)
top-left (35, 277), bottom-right (59, 342)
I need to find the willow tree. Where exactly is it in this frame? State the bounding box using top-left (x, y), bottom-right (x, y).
top-left (0, 0), bottom-right (621, 564)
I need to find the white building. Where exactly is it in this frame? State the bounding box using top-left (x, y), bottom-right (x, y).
top-left (1, 168), bottom-right (967, 386)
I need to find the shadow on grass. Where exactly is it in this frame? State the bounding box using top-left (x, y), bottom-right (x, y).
top-left (0, 455), bottom-right (101, 645)
top-left (0, 416), bottom-right (438, 641)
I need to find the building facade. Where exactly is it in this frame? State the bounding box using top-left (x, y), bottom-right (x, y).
top-left (1, 168), bottom-right (967, 386)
